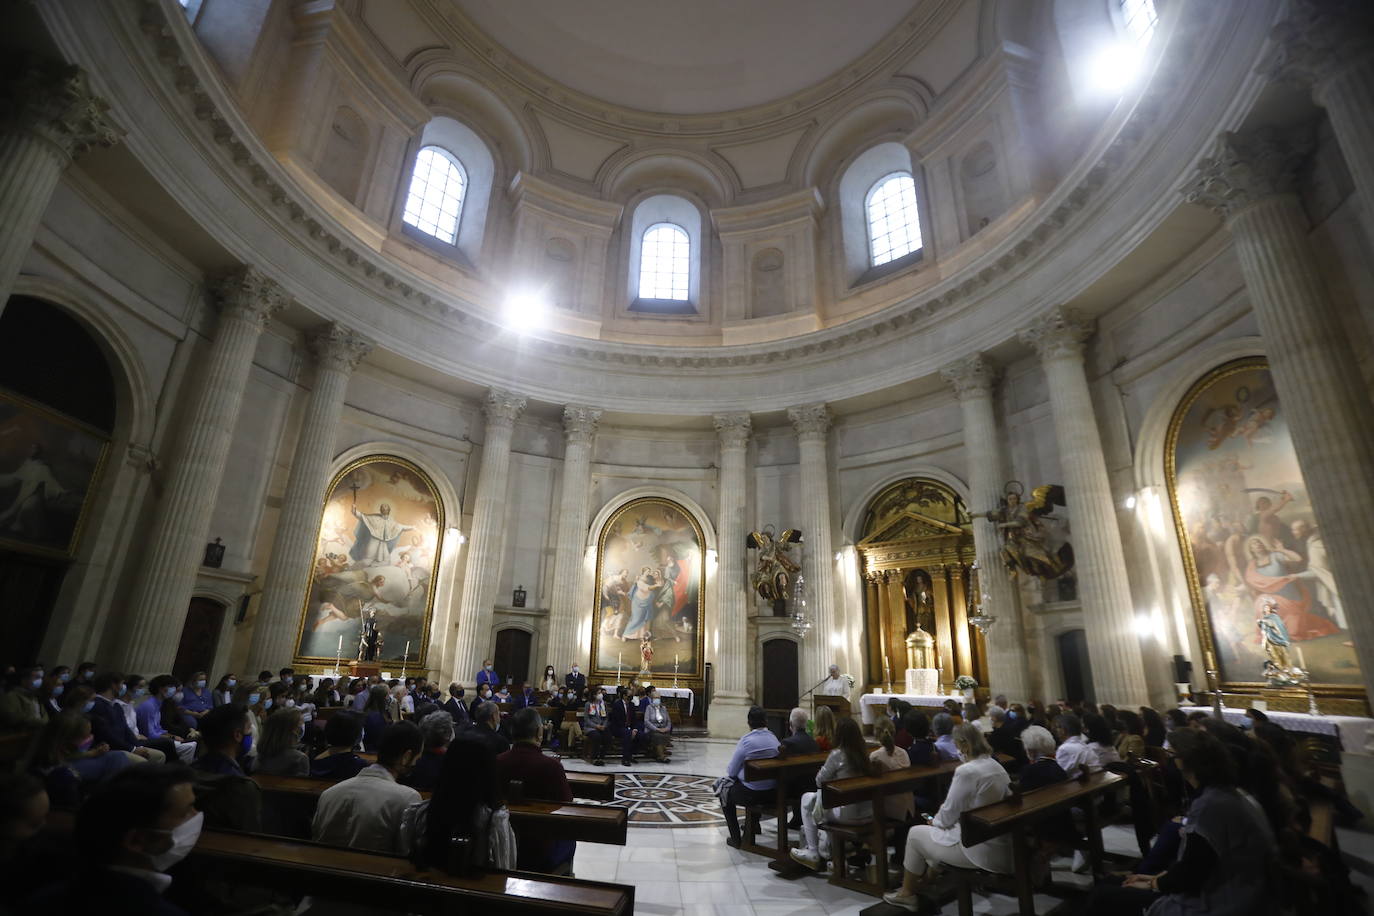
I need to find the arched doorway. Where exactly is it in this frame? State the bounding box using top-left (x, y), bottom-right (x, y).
top-left (494, 627), bottom-right (532, 687)
top-left (0, 296), bottom-right (115, 664)
top-left (173, 597), bottom-right (227, 680)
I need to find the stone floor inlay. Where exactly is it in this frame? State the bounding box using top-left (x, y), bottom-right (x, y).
top-left (598, 772), bottom-right (725, 827)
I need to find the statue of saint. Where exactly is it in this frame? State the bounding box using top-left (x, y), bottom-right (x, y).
top-left (639, 632), bottom-right (654, 679)
top-left (984, 484), bottom-right (1074, 580)
top-left (748, 525), bottom-right (800, 602)
top-left (357, 607), bottom-right (384, 662)
top-left (1256, 596), bottom-right (1298, 686)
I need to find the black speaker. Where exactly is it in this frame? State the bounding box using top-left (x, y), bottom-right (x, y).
top-left (1172, 655), bottom-right (1192, 684)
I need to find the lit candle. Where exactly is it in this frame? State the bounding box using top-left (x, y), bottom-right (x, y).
top-left (675, 654), bottom-right (679, 665)
top-left (337, 635), bottom-right (343, 653)
top-left (404, 640), bottom-right (411, 660)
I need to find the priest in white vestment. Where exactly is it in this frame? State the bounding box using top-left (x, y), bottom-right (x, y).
top-left (820, 664), bottom-right (850, 696)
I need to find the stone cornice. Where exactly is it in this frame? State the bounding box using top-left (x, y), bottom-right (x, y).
top-left (713, 412), bottom-right (752, 449)
top-left (562, 404), bottom-right (603, 444)
top-left (308, 322), bottom-right (374, 374)
top-left (508, 171), bottom-right (624, 232)
top-left (1, 58), bottom-right (122, 162)
top-left (212, 266), bottom-right (288, 328)
top-left (1263, 0), bottom-right (1374, 99)
top-left (940, 353), bottom-right (999, 400)
top-left (1181, 125), bottom-right (1314, 220)
top-left (711, 189), bottom-right (824, 238)
top-left (788, 403), bottom-right (831, 440)
top-left (1018, 307), bottom-right (1094, 363)
top-left (483, 387), bottom-right (527, 425)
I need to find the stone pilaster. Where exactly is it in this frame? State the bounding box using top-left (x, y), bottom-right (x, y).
top-left (448, 388), bottom-right (526, 684)
top-left (0, 61), bottom-right (120, 310)
top-left (1265, 1), bottom-right (1374, 245)
top-left (1184, 126), bottom-right (1374, 693)
top-left (1018, 309), bottom-right (1149, 707)
top-left (547, 405), bottom-right (602, 671)
top-left (248, 323), bottom-right (373, 670)
top-left (118, 267), bottom-right (287, 673)
top-left (788, 403), bottom-right (842, 690)
top-left (712, 411), bottom-right (753, 738)
top-left (940, 353), bottom-right (1033, 702)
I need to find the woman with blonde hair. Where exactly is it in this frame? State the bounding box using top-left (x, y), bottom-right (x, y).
top-left (255, 706), bottom-right (309, 776)
top-left (231, 680), bottom-right (266, 765)
top-left (883, 724), bottom-right (1012, 911)
top-left (813, 704), bottom-right (836, 752)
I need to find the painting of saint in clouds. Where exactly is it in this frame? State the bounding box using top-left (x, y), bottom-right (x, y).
top-left (1170, 360), bottom-right (1361, 687)
top-left (295, 456), bottom-right (443, 665)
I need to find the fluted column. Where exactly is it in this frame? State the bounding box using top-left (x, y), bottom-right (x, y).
top-left (941, 354), bottom-right (1033, 702)
top-left (1267, 1), bottom-right (1374, 245)
top-left (788, 404), bottom-right (841, 686)
top-left (248, 324), bottom-right (373, 670)
top-left (1018, 309), bottom-right (1149, 707)
top-left (449, 389), bottom-right (527, 684)
top-left (0, 62), bottom-right (119, 312)
top-left (1184, 126), bottom-right (1374, 693)
top-left (711, 412), bottom-right (752, 737)
top-left (548, 405), bottom-right (602, 671)
top-left (118, 267), bottom-right (287, 672)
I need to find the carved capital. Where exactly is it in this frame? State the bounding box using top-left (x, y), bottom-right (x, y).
top-left (125, 442), bottom-right (157, 475)
top-left (562, 404), bottom-right (602, 444)
top-left (483, 387), bottom-right (527, 425)
top-left (1264, 0), bottom-right (1374, 100)
top-left (788, 403), bottom-right (831, 441)
top-left (1181, 126), bottom-right (1314, 219)
top-left (1018, 307), bottom-right (1093, 363)
top-left (940, 353), bottom-right (1000, 400)
top-left (713, 412), bottom-right (752, 450)
top-left (307, 323), bottom-right (373, 374)
top-left (212, 266), bottom-right (288, 329)
top-left (1, 60), bottom-right (121, 162)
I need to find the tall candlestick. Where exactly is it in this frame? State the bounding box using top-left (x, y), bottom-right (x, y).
top-left (337, 634), bottom-right (344, 654)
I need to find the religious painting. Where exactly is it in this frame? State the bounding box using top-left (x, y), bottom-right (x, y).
top-left (292, 455), bottom-right (444, 668)
top-left (1167, 358), bottom-right (1363, 691)
top-left (591, 498), bottom-right (706, 682)
top-left (0, 390), bottom-right (108, 558)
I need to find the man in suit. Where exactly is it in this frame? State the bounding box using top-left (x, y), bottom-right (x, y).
top-left (455, 700), bottom-right (510, 757)
top-left (475, 660), bottom-right (501, 691)
top-left (90, 672), bottom-right (171, 763)
top-left (606, 686), bottom-right (638, 766)
top-left (565, 663), bottom-right (587, 696)
top-left (780, 706), bottom-right (818, 828)
top-left (497, 709), bottom-right (576, 873)
top-left (442, 682), bottom-right (470, 727)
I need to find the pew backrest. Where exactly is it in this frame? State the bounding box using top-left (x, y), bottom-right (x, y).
top-left (820, 760), bottom-right (959, 809)
top-left (960, 770), bottom-right (1123, 845)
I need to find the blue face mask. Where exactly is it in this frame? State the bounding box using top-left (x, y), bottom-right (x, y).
top-left (195, 680), bottom-right (207, 689)
top-left (172, 691), bottom-right (184, 704)
top-left (240, 734), bottom-right (253, 756)
top-left (227, 679), bottom-right (237, 689)
top-left (263, 698), bottom-right (273, 710)
top-left (30, 678), bottom-right (43, 690)
top-left (164, 686), bottom-right (176, 699)
top-left (283, 677), bottom-right (293, 685)
top-left (58, 673), bottom-right (70, 683)
top-left (133, 687), bottom-right (148, 698)
top-left (117, 685), bottom-right (128, 697)
top-left (248, 693), bottom-right (261, 705)
top-left (83, 700), bottom-right (96, 713)
top-left (52, 685), bottom-right (64, 698)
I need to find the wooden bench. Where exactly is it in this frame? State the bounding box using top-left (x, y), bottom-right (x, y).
top-left (818, 760), bottom-right (960, 896)
top-left (957, 769), bottom-right (1124, 916)
top-left (251, 774), bottom-right (627, 846)
top-left (352, 753), bottom-right (615, 802)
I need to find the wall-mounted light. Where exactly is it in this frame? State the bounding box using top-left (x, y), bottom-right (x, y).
top-left (1124, 495), bottom-right (1137, 510)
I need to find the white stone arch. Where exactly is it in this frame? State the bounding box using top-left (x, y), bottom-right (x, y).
top-left (842, 466), bottom-right (971, 545)
top-left (584, 486), bottom-right (719, 552)
top-left (329, 442), bottom-right (463, 520)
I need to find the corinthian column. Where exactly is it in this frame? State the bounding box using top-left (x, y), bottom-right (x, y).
top-left (0, 62), bottom-right (120, 311)
top-left (547, 405), bottom-right (602, 671)
top-left (1266, 1), bottom-right (1374, 244)
top-left (712, 412), bottom-right (752, 738)
top-left (449, 389), bottom-right (526, 684)
top-left (118, 267), bottom-right (287, 673)
top-left (248, 323), bottom-right (373, 670)
top-left (1184, 126), bottom-right (1374, 692)
top-left (1018, 309), bottom-right (1149, 707)
top-left (940, 354), bottom-right (1033, 702)
top-left (788, 404), bottom-right (842, 688)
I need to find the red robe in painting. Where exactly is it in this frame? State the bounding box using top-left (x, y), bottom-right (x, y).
top-left (1244, 562), bottom-right (1340, 641)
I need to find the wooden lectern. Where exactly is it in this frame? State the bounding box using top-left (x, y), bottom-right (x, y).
top-left (813, 694), bottom-right (851, 720)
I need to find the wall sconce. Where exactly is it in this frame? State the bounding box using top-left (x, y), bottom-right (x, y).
top-left (203, 537), bottom-right (225, 568)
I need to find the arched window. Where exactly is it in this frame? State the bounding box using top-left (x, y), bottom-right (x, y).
top-left (637, 222), bottom-right (691, 301)
top-left (1119, 0), bottom-right (1158, 45)
top-left (865, 172), bottom-right (922, 268)
top-left (402, 146), bottom-right (467, 245)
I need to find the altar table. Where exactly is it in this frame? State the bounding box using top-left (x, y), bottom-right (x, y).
top-left (658, 687), bottom-right (695, 715)
top-left (859, 692), bottom-right (957, 725)
top-left (1185, 706), bottom-right (1373, 750)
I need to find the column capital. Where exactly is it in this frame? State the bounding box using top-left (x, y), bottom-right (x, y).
top-left (940, 353), bottom-right (1000, 400)
top-left (1018, 307), bottom-right (1093, 363)
top-left (1264, 0), bottom-right (1374, 100)
top-left (713, 412), bottom-right (752, 449)
top-left (787, 402), bottom-right (831, 441)
top-left (1, 60), bottom-right (121, 162)
top-left (562, 404), bottom-right (602, 444)
top-left (307, 322), bottom-right (373, 374)
top-left (484, 387), bottom-right (527, 426)
top-left (1181, 126), bottom-right (1314, 220)
top-left (211, 266), bottom-right (288, 328)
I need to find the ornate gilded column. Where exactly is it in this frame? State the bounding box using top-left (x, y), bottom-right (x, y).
top-left (864, 572), bottom-right (883, 686)
top-left (1184, 126), bottom-right (1374, 693)
top-left (1019, 308), bottom-right (1149, 707)
top-left (547, 405), bottom-right (602, 672)
top-left (0, 62), bottom-right (119, 311)
top-left (788, 403), bottom-right (841, 686)
top-left (882, 570), bottom-right (906, 690)
top-left (449, 389), bottom-right (526, 684)
top-left (248, 323), bottom-right (373, 670)
top-left (712, 412), bottom-right (752, 737)
top-left (118, 267), bottom-right (287, 672)
top-left (941, 354), bottom-right (1033, 701)
top-left (1266, 1), bottom-right (1374, 245)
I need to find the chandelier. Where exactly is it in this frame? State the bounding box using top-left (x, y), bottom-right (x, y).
top-left (790, 572), bottom-right (812, 640)
top-left (967, 562), bottom-right (996, 635)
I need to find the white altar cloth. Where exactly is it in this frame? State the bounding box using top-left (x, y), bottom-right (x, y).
top-left (659, 687), bottom-right (695, 715)
top-left (1185, 706), bottom-right (1373, 749)
top-left (859, 692), bottom-right (955, 725)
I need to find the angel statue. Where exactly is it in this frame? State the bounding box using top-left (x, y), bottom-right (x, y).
top-left (979, 482), bottom-right (1074, 580)
top-left (747, 525), bottom-right (801, 602)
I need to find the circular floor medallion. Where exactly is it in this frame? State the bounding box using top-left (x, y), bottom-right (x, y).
top-left (598, 772), bottom-right (725, 827)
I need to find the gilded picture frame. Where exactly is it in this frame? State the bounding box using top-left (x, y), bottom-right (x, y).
top-left (291, 454), bottom-right (444, 669)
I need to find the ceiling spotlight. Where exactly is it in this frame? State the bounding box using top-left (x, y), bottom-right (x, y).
top-left (503, 288), bottom-right (550, 331)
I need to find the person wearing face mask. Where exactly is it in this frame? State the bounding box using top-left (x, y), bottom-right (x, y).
top-left (641, 687), bottom-right (673, 761)
top-left (469, 684), bottom-right (494, 722)
top-left (0, 666), bottom-right (48, 730)
top-left (212, 674), bottom-right (237, 707)
top-left (277, 668), bottom-right (295, 690)
top-left (29, 711), bottom-right (134, 794)
top-left (88, 673), bottom-right (169, 764)
top-left (230, 682), bottom-right (266, 765)
top-left (40, 669), bottom-right (68, 716)
top-left (313, 721), bottom-right (424, 855)
top-left (475, 659), bottom-right (500, 691)
top-left (565, 663), bottom-right (587, 695)
top-left (74, 663), bottom-right (97, 687)
top-left (24, 765), bottom-right (204, 914)
top-left (550, 688), bottom-right (583, 752)
top-left (189, 704), bottom-right (263, 833)
top-left (456, 701), bottom-right (511, 758)
top-left (180, 671), bottom-right (213, 728)
top-left (441, 682), bottom-right (470, 727)
top-left (540, 665), bottom-right (559, 694)
top-left (583, 689), bottom-right (609, 765)
top-left (882, 724), bottom-right (1012, 912)
top-left (255, 707), bottom-right (309, 777)
top-left (362, 685), bottom-right (393, 752)
top-left (497, 709), bottom-right (576, 872)
top-left (310, 714), bottom-right (368, 780)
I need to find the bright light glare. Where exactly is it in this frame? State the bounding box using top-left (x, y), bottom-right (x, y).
top-left (503, 289), bottom-right (550, 331)
top-left (1125, 495), bottom-right (1137, 510)
top-left (1132, 615), bottom-right (1152, 637)
top-left (1088, 42), bottom-right (1145, 95)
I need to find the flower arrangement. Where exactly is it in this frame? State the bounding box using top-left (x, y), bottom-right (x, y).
top-left (842, 673), bottom-right (856, 688)
top-left (953, 675), bottom-right (979, 690)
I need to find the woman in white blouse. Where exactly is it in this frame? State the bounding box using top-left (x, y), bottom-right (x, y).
top-left (883, 723), bottom-right (1012, 912)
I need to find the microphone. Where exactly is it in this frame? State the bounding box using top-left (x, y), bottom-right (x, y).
top-left (799, 675), bottom-right (834, 700)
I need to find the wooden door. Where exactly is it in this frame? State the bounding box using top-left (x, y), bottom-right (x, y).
top-left (493, 628), bottom-right (532, 687)
top-left (1057, 628), bottom-right (1095, 705)
top-left (761, 638), bottom-right (799, 712)
top-left (172, 597), bottom-right (226, 681)
top-left (0, 549), bottom-right (66, 666)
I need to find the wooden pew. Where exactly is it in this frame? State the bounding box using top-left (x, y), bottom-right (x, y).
top-left (818, 760), bottom-right (960, 896)
top-left (251, 774), bottom-right (627, 846)
top-left (352, 753), bottom-right (614, 802)
top-left (0, 731), bottom-right (34, 771)
top-left (958, 770), bottom-right (1123, 916)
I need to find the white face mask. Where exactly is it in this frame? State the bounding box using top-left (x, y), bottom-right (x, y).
top-left (149, 811), bottom-right (204, 872)
top-left (572, 667), bottom-right (579, 674)
top-left (285, 699), bottom-right (296, 707)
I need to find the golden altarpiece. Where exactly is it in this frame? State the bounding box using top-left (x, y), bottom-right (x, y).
top-left (857, 478), bottom-right (987, 694)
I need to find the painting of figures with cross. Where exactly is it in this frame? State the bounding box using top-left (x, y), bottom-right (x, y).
top-left (592, 498), bottom-right (706, 681)
top-left (292, 455), bottom-right (444, 667)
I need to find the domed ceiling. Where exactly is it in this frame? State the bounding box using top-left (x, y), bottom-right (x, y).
top-left (450, 0), bottom-right (923, 114)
